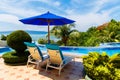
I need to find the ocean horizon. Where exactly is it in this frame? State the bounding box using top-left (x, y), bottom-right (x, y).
top-left (0, 30), bottom-right (58, 41)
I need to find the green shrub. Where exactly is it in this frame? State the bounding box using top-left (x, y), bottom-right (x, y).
top-left (109, 53), bottom-right (120, 68)
top-left (114, 69), bottom-right (120, 80)
top-left (7, 30), bottom-right (32, 55)
top-left (94, 52), bottom-right (109, 66)
top-left (2, 51), bottom-right (30, 64)
top-left (93, 65), bottom-right (113, 80)
top-left (83, 52), bottom-right (100, 66)
top-left (38, 38), bottom-right (55, 44)
top-left (83, 52), bottom-right (120, 80)
top-left (38, 38), bottom-right (47, 44)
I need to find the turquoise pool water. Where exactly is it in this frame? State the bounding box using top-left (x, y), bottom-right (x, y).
top-left (39, 45), bottom-right (120, 56)
top-left (0, 47), bottom-right (11, 55)
top-left (1, 43), bottom-right (120, 56)
top-left (100, 42), bottom-right (120, 47)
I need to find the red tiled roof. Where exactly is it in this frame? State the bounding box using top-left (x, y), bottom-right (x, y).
top-left (97, 23), bottom-right (109, 30)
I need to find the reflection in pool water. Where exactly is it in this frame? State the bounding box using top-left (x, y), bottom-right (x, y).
top-left (1, 42), bottom-right (120, 56)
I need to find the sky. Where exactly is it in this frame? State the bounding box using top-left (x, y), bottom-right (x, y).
top-left (0, 0), bottom-right (120, 32)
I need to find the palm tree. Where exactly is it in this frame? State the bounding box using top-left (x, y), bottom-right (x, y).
top-left (51, 24), bottom-right (78, 46)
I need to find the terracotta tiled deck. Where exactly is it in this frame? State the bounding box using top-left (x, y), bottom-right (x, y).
top-left (0, 58), bottom-right (85, 80)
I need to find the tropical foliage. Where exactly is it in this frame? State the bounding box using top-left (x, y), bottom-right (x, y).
top-left (50, 24), bottom-right (79, 46)
top-left (83, 52), bottom-right (120, 80)
top-left (50, 19), bottom-right (120, 46)
top-left (38, 38), bottom-right (55, 44)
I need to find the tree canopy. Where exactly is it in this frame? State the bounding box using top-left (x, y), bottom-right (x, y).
top-left (50, 19), bottom-right (120, 46)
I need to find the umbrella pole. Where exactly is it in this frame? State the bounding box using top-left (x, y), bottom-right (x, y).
top-left (48, 23), bottom-right (50, 43)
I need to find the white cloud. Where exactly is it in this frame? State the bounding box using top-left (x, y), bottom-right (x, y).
top-left (36, 0), bottom-right (61, 7)
top-left (64, 0), bottom-right (120, 31)
top-left (91, 0), bottom-right (110, 12)
top-left (0, 14), bottom-right (22, 24)
top-left (0, 0), bottom-right (62, 18)
top-left (18, 0), bottom-right (61, 7)
top-left (53, 1), bottom-right (61, 6)
top-left (0, 4), bottom-right (39, 17)
top-left (0, 0), bottom-right (120, 32)
top-left (67, 12), bottom-right (110, 31)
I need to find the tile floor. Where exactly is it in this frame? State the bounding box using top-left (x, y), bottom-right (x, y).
top-left (0, 58), bottom-right (85, 80)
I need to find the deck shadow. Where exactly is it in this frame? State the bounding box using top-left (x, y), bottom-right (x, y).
top-left (38, 61), bottom-right (85, 80)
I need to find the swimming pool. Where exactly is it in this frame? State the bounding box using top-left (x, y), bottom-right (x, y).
top-left (100, 42), bottom-right (120, 47)
top-left (39, 45), bottom-right (120, 56)
top-left (0, 47), bottom-right (11, 55)
top-left (1, 43), bottom-right (120, 56)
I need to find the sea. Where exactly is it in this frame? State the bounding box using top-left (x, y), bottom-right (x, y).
top-left (0, 30), bottom-right (58, 41)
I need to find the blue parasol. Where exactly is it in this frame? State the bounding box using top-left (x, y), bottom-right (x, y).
top-left (19, 11), bottom-right (75, 43)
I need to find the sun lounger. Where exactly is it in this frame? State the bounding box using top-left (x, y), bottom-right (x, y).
top-left (24, 42), bottom-right (49, 69)
top-left (45, 44), bottom-right (74, 75)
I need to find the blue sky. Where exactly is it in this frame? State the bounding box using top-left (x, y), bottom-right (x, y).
top-left (0, 0), bottom-right (120, 32)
